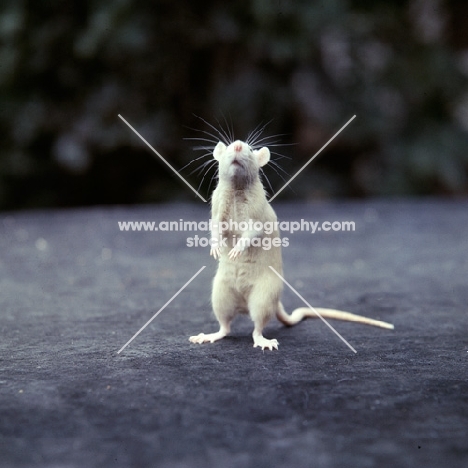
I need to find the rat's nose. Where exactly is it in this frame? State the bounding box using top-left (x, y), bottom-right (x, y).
top-left (233, 141), bottom-right (243, 153)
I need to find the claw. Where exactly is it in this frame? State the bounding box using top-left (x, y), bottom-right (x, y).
top-left (210, 245), bottom-right (222, 260)
top-left (189, 330), bottom-right (227, 344)
top-left (228, 248), bottom-right (242, 260)
top-left (253, 337), bottom-right (279, 351)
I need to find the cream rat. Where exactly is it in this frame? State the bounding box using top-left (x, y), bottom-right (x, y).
top-left (189, 139), bottom-right (394, 350)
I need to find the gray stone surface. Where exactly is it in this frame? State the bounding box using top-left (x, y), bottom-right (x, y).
top-left (0, 200), bottom-right (467, 467)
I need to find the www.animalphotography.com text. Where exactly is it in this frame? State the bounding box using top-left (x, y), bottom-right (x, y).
top-left (117, 219), bottom-right (356, 250)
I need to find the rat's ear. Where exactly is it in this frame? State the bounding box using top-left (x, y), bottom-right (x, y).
top-left (254, 147), bottom-right (270, 167)
top-left (213, 142), bottom-right (226, 161)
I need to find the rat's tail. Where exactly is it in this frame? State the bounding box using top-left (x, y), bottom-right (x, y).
top-left (276, 303), bottom-right (394, 330)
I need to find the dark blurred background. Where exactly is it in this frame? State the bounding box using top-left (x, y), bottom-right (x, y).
top-left (0, 0), bottom-right (467, 210)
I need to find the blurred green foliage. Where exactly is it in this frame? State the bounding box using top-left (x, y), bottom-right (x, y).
top-left (0, 0), bottom-right (467, 209)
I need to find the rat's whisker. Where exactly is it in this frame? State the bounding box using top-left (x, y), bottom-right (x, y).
top-left (259, 167), bottom-right (274, 195)
top-left (185, 126), bottom-right (225, 147)
top-left (266, 161), bottom-right (290, 183)
top-left (270, 159), bottom-right (289, 180)
top-left (193, 114), bottom-right (231, 145)
top-left (197, 160), bottom-right (218, 192)
top-left (215, 116), bottom-right (233, 146)
top-left (222, 114), bottom-right (235, 144)
top-left (265, 142), bottom-right (297, 149)
top-left (249, 127), bottom-right (280, 147)
top-left (246, 120), bottom-right (274, 147)
top-left (178, 152), bottom-right (212, 173)
top-left (270, 150), bottom-right (292, 161)
top-left (252, 139), bottom-right (282, 148)
top-left (191, 131), bottom-right (222, 145)
top-left (250, 133), bottom-right (291, 148)
top-left (191, 146), bottom-right (215, 152)
top-left (184, 137), bottom-right (218, 146)
top-left (192, 159), bottom-right (215, 176)
top-left (207, 168), bottom-right (219, 194)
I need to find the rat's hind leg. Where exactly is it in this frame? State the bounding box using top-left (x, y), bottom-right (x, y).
top-left (189, 317), bottom-right (232, 344)
top-left (189, 272), bottom-right (238, 345)
top-left (248, 286), bottom-right (280, 351)
top-left (252, 326), bottom-right (278, 351)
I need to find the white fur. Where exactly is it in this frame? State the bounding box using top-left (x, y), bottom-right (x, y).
top-left (189, 140), bottom-right (394, 351)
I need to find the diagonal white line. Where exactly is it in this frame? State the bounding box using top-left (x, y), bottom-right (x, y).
top-left (268, 115), bottom-right (356, 202)
top-left (269, 266), bottom-right (357, 353)
top-left (117, 266), bottom-right (206, 354)
top-left (118, 114), bottom-right (207, 203)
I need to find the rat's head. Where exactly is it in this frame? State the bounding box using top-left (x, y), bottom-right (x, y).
top-left (213, 140), bottom-right (270, 188)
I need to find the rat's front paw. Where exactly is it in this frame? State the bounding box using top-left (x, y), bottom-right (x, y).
top-left (228, 242), bottom-right (246, 260)
top-left (228, 248), bottom-right (242, 260)
top-left (210, 246), bottom-right (221, 260)
top-left (210, 237), bottom-right (224, 260)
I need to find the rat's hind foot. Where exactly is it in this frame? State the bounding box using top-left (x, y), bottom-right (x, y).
top-left (253, 335), bottom-right (279, 351)
top-left (189, 330), bottom-right (227, 344)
